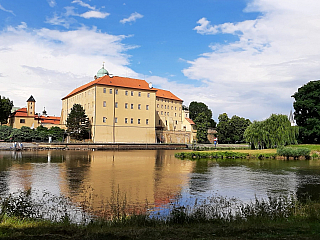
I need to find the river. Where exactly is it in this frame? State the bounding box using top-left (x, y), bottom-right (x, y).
top-left (0, 150), bottom-right (320, 217)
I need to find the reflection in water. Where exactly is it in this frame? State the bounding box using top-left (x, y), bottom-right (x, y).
top-left (0, 150), bottom-right (320, 217)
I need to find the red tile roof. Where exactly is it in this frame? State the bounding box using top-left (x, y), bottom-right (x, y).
top-left (154, 88), bottom-right (183, 102)
top-left (10, 108), bottom-right (60, 124)
top-left (10, 108), bottom-right (32, 117)
top-left (62, 75), bottom-right (157, 100)
top-left (185, 118), bottom-right (195, 125)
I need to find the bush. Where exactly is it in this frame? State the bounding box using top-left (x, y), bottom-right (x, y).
top-left (277, 147), bottom-right (311, 160)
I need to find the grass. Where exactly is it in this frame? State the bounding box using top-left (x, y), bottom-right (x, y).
top-left (1, 190), bottom-right (320, 239)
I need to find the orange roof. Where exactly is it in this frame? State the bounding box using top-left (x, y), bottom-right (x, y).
top-left (185, 118), bottom-right (195, 125)
top-left (36, 116), bottom-right (60, 124)
top-left (154, 88), bottom-right (183, 102)
top-left (10, 108), bottom-right (34, 118)
top-left (62, 75), bottom-right (157, 100)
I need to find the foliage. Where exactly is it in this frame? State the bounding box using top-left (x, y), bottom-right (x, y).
top-left (292, 80), bottom-right (320, 143)
top-left (277, 147), bottom-right (311, 160)
top-left (194, 112), bottom-right (210, 143)
top-left (216, 113), bottom-right (251, 144)
top-left (66, 104), bottom-right (90, 140)
top-left (0, 95), bottom-right (13, 125)
top-left (175, 151), bottom-right (249, 159)
top-left (244, 114), bottom-right (298, 149)
top-left (189, 101), bottom-right (216, 128)
top-left (0, 125), bottom-right (65, 142)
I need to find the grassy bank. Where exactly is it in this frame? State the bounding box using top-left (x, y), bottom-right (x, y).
top-left (1, 190), bottom-right (320, 239)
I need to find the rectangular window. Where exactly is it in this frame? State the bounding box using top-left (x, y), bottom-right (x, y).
top-left (131, 91), bottom-right (134, 96)
top-left (131, 118), bottom-right (133, 124)
top-left (115, 117), bottom-right (118, 123)
top-left (138, 119), bottom-right (141, 124)
top-left (171, 106), bottom-right (173, 110)
top-left (164, 112), bottom-right (166, 116)
top-left (109, 89), bottom-right (112, 94)
top-left (161, 111), bottom-right (163, 115)
top-left (146, 105), bottom-right (149, 110)
top-left (165, 105), bottom-right (166, 109)
top-left (175, 107), bottom-right (177, 110)
top-left (175, 113), bottom-right (177, 117)
top-left (125, 103), bottom-right (128, 109)
top-left (125, 91), bottom-right (128, 96)
top-left (138, 92), bottom-right (141, 97)
top-left (131, 104), bottom-right (134, 109)
top-left (147, 93), bottom-right (150, 98)
top-left (125, 118), bottom-right (128, 124)
top-left (167, 112), bottom-right (169, 116)
top-left (115, 89), bottom-right (118, 94)
top-left (176, 120), bottom-right (178, 124)
top-left (103, 101), bottom-right (106, 107)
top-left (146, 119), bottom-right (149, 125)
top-left (161, 105), bottom-right (163, 108)
top-left (20, 119), bottom-right (25, 123)
top-left (138, 104), bottom-right (141, 110)
top-left (157, 104), bottom-right (159, 108)
top-left (103, 88), bottom-right (106, 93)
top-left (115, 102), bottom-right (118, 108)
top-left (159, 120), bottom-right (161, 125)
top-left (103, 117), bottom-right (107, 123)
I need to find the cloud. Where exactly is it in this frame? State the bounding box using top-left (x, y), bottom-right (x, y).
top-left (186, 0), bottom-right (320, 121)
top-left (80, 11), bottom-right (109, 19)
top-left (0, 4), bottom-right (15, 16)
top-left (47, 0), bottom-right (56, 8)
top-left (120, 12), bottom-right (143, 24)
top-left (0, 23), bottom-right (136, 116)
top-left (71, 0), bottom-right (95, 10)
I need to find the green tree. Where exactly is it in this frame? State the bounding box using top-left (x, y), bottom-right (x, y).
top-left (244, 114), bottom-right (298, 149)
top-left (189, 101), bottom-right (212, 121)
top-left (66, 104), bottom-right (90, 140)
top-left (194, 112), bottom-right (210, 143)
top-left (217, 113), bottom-right (251, 144)
top-left (0, 96), bottom-right (13, 125)
top-left (292, 80), bottom-right (320, 143)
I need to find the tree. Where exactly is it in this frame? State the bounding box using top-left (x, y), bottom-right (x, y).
top-left (244, 114), bottom-right (298, 149)
top-left (0, 96), bottom-right (13, 125)
top-left (66, 104), bottom-right (90, 140)
top-left (292, 80), bottom-right (320, 143)
top-left (189, 101), bottom-right (212, 121)
top-left (216, 113), bottom-right (251, 144)
top-left (194, 112), bottom-right (210, 143)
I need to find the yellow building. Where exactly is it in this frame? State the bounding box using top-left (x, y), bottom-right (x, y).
top-left (8, 96), bottom-right (62, 129)
top-left (61, 66), bottom-right (195, 143)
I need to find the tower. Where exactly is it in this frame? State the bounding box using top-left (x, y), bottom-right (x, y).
top-left (26, 95), bottom-right (36, 116)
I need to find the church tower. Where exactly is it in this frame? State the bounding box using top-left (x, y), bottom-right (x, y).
top-left (26, 95), bottom-right (36, 116)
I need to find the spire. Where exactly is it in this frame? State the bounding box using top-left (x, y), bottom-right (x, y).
top-left (27, 95), bottom-right (36, 102)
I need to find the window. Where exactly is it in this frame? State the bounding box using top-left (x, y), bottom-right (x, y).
top-left (109, 89), bottom-right (112, 94)
top-left (125, 103), bottom-right (128, 109)
top-left (138, 92), bottom-right (141, 97)
top-left (20, 119), bottom-right (25, 123)
top-left (103, 88), bottom-right (106, 93)
top-left (159, 120), bottom-right (161, 125)
top-left (103, 117), bottom-right (107, 123)
top-left (175, 107), bottom-right (177, 110)
top-left (115, 89), bottom-right (118, 94)
top-left (157, 104), bottom-right (159, 108)
top-left (175, 113), bottom-right (177, 117)
top-left (125, 91), bottom-right (128, 96)
top-left (115, 117), bottom-right (118, 123)
top-left (165, 105), bottom-right (166, 109)
top-left (138, 119), bottom-right (141, 124)
top-left (131, 104), bottom-right (134, 109)
top-left (115, 102), bottom-right (118, 108)
top-left (161, 111), bottom-right (163, 115)
top-left (138, 104), bottom-right (141, 110)
top-left (147, 93), bottom-right (150, 98)
top-left (131, 118), bottom-right (133, 124)
top-left (179, 107), bottom-right (181, 111)
top-left (125, 118), bottom-right (128, 124)
top-left (146, 119), bottom-right (149, 125)
top-left (171, 106), bottom-right (173, 110)
top-left (166, 120), bottom-right (167, 125)
top-left (131, 91), bottom-right (134, 96)
top-left (176, 120), bottom-right (178, 124)
top-left (167, 112), bottom-right (169, 116)
top-left (161, 105), bottom-right (163, 108)
top-left (146, 105), bottom-right (149, 110)
top-left (103, 101), bottom-right (106, 107)
top-left (164, 112), bottom-right (166, 116)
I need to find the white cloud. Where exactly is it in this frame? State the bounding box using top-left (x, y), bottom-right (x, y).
top-left (80, 11), bottom-right (109, 19)
top-left (71, 0), bottom-right (95, 10)
top-left (120, 12), bottom-right (143, 24)
top-left (0, 4), bottom-right (15, 16)
top-left (187, 0), bottom-right (320, 121)
top-left (47, 0), bottom-right (56, 8)
top-left (0, 23), bottom-right (136, 116)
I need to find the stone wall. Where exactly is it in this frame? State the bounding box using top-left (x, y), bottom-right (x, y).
top-left (156, 130), bottom-right (192, 144)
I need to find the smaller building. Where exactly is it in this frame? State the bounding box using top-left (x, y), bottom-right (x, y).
top-left (8, 96), bottom-right (62, 129)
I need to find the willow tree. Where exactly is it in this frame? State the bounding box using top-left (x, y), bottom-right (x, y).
top-left (244, 114), bottom-right (298, 149)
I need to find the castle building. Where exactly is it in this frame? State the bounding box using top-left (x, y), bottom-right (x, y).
top-left (8, 95), bottom-right (61, 129)
top-left (60, 65), bottom-right (196, 143)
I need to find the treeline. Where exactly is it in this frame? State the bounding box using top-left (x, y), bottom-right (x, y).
top-left (0, 125), bottom-right (65, 142)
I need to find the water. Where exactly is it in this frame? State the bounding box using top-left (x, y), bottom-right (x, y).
top-left (1, 150), bottom-right (320, 218)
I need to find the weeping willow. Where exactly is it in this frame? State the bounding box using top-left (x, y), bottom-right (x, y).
top-left (244, 114), bottom-right (299, 148)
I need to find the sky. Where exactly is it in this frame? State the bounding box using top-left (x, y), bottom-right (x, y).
top-left (1, 0), bottom-right (320, 121)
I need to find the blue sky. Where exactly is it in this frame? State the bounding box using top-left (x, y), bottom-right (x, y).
top-left (1, 0), bottom-right (320, 121)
